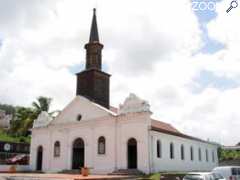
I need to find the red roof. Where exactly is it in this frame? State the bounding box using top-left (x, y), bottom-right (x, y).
top-left (151, 119), bottom-right (180, 133)
top-left (110, 106), bottom-right (118, 114)
top-left (151, 119), bottom-right (212, 144)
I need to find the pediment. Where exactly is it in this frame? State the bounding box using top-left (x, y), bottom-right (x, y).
top-left (50, 96), bottom-right (115, 125)
top-left (119, 93), bottom-right (151, 114)
top-left (33, 111), bottom-right (52, 128)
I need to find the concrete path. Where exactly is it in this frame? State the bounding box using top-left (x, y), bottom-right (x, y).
top-left (0, 173), bottom-right (136, 180)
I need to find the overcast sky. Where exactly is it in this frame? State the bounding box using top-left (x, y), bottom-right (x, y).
top-left (0, 0), bottom-right (239, 146)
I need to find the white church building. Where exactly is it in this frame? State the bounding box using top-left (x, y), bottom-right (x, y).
top-left (30, 9), bottom-right (219, 174)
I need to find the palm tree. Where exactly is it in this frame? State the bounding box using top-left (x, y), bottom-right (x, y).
top-left (9, 107), bottom-right (34, 136)
top-left (32, 96), bottom-right (52, 115)
top-left (8, 96), bottom-right (57, 137)
top-left (20, 96), bottom-right (55, 136)
top-left (17, 96), bottom-right (54, 136)
top-left (32, 96), bottom-right (59, 118)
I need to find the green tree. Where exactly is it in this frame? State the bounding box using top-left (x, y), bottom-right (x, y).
top-left (219, 149), bottom-right (240, 161)
top-left (23, 96), bottom-right (54, 135)
top-left (0, 104), bottom-right (16, 115)
top-left (9, 96), bottom-right (54, 137)
top-left (9, 107), bottom-right (34, 136)
top-left (32, 96), bottom-right (52, 116)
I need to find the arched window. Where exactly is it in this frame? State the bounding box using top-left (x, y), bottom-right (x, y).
top-left (54, 141), bottom-right (60, 157)
top-left (98, 136), bottom-right (106, 154)
top-left (181, 144), bottom-right (185, 160)
top-left (157, 140), bottom-right (161, 158)
top-left (206, 149), bottom-right (209, 162)
top-left (36, 146), bottom-right (43, 171)
top-left (198, 148), bottom-right (202, 161)
top-left (170, 143), bottom-right (174, 159)
top-left (77, 114), bottom-right (82, 121)
top-left (190, 146), bottom-right (194, 161)
top-left (212, 150), bottom-right (215, 162)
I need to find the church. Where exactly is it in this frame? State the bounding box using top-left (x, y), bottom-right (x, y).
top-left (30, 9), bottom-right (219, 174)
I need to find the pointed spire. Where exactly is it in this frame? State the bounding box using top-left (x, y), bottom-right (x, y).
top-left (89, 8), bottom-right (99, 42)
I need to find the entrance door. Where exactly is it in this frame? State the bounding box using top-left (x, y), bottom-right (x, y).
top-left (127, 138), bottom-right (137, 169)
top-left (72, 138), bottom-right (84, 169)
top-left (36, 146), bottom-right (43, 171)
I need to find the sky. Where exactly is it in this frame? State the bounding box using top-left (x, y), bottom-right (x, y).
top-left (0, 0), bottom-right (239, 146)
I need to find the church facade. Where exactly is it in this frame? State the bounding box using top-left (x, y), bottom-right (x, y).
top-left (30, 9), bottom-right (219, 174)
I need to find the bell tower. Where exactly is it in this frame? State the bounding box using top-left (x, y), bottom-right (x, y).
top-left (85, 8), bottom-right (103, 70)
top-left (76, 9), bottom-right (110, 109)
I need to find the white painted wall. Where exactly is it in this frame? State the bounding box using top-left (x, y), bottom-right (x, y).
top-left (30, 111), bottom-right (151, 174)
top-left (116, 112), bottom-right (151, 174)
top-left (150, 131), bottom-right (218, 173)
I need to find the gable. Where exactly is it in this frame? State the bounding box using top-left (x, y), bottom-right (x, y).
top-left (50, 96), bottom-right (116, 125)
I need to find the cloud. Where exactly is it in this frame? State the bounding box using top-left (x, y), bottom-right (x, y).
top-left (178, 87), bottom-right (240, 145)
top-left (101, 0), bottom-right (201, 75)
top-left (0, 0), bottom-right (58, 38)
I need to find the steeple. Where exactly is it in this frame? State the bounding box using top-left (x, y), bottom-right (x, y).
top-left (89, 8), bottom-right (99, 42)
top-left (84, 8), bottom-right (103, 70)
top-left (76, 9), bottom-right (111, 109)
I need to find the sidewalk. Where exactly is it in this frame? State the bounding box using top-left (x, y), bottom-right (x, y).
top-left (0, 173), bottom-right (135, 180)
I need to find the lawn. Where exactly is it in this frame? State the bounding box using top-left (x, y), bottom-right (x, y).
top-left (139, 173), bottom-right (161, 180)
top-left (0, 129), bottom-right (30, 143)
top-left (147, 173), bottom-right (161, 180)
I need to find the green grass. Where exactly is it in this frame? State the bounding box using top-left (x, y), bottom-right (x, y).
top-left (148, 173), bottom-right (161, 180)
top-left (139, 173), bottom-right (161, 180)
top-left (0, 129), bottom-right (30, 143)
